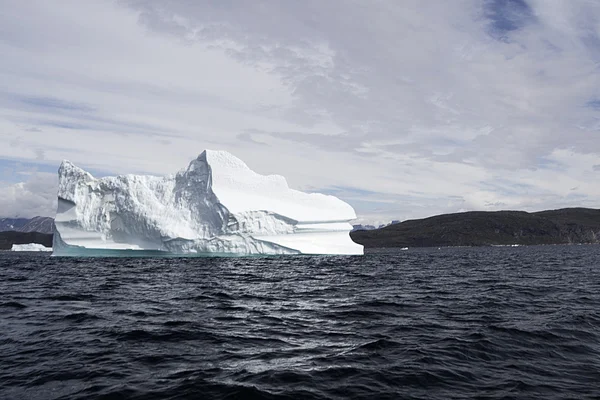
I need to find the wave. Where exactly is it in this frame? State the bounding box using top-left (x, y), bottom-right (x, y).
top-left (2, 244), bottom-right (600, 399)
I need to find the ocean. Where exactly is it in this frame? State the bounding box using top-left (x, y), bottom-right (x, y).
top-left (1, 245), bottom-right (599, 399)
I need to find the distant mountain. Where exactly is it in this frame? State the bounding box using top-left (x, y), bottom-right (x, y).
top-left (0, 217), bottom-right (54, 234)
top-left (19, 216), bottom-right (54, 233)
top-left (352, 224), bottom-right (377, 232)
top-left (0, 218), bottom-right (29, 232)
top-left (352, 220), bottom-right (401, 232)
top-left (351, 208), bottom-right (600, 248)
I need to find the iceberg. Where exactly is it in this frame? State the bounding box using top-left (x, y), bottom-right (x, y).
top-left (12, 243), bottom-right (52, 252)
top-left (53, 150), bottom-right (363, 256)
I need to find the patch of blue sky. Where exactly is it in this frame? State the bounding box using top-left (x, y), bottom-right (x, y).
top-left (484, 0), bottom-right (535, 41)
top-left (586, 99), bottom-right (600, 110)
top-left (35, 120), bottom-right (91, 130)
top-left (478, 179), bottom-right (535, 196)
top-left (564, 191), bottom-right (588, 201)
top-left (534, 156), bottom-right (564, 171)
top-left (320, 185), bottom-right (380, 197)
top-left (2, 92), bottom-right (174, 138)
top-left (25, 115), bottom-right (174, 138)
top-left (20, 96), bottom-right (96, 113)
top-left (347, 198), bottom-right (397, 213)
top-left (0, 159), bottom-right (58, 181)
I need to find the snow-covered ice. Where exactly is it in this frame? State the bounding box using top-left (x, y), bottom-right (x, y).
top-left (53, 150), bottom-right (363, 256)
top-left (12, 243), bottom-right (52, 252)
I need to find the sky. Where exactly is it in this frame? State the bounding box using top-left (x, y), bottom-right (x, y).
top-left (0, 0), bottom-right (599, 225)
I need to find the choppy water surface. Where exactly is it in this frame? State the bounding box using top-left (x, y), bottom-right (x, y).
top-left (1, 245), bottom-right (600, 399)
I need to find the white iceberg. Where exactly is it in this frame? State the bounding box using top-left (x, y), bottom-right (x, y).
top-left (53, 150), bottom-right (363, 256)
top-left (12, 243), bottom-right (52, 252)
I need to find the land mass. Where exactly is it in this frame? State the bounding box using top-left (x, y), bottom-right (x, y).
top-left (0, 217), bottom-right (54, 234)
top-left (351, 208), bottom-right (600, 248)
top-left (2, 207), bottom-right (600, 250)
top-left (0, 231), bottom-right (53, 250)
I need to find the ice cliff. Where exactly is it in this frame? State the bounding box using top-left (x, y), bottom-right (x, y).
top-left (53, 150), bottom-right (363, 256)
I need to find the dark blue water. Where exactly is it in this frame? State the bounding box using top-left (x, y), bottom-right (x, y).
top-left (1, 245), bottom-right (600, 399)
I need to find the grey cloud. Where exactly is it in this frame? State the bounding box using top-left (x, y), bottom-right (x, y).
top-left (241, 129), bottom-right (359, 152)
top-left (236, 132), bottom-right (268, 146)
top-left (125, 0), bottom-right (600, 170)
top-left (2, 0), bottom-right (600, 224)
top-left (35, 149), bottom-right (45, 161)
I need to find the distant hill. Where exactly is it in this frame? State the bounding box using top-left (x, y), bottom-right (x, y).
top-left (351, 208), bottom-right (600, 248)
top-left (0, 231), bottom-right (53, 250)
top-left (0, 217), bottom-right (54, 234)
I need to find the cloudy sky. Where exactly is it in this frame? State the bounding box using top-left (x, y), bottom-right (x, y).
top-left (1, 0), bottom-right (599, 224)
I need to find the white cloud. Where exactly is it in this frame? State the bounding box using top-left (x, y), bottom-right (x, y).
top-left (0, 173), bottom-right (57, 218)
top-left (0, 0), bottom-right (598, 222)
